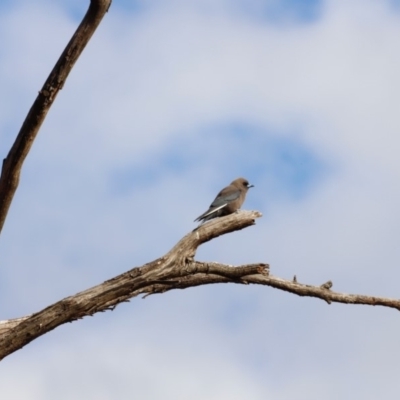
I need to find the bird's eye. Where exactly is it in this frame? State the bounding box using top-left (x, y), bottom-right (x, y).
top-left (243, 181), bottom-right (249, 186)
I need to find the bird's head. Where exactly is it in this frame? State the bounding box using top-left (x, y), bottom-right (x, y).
top-left (232, 177), bottom-right (254, 190)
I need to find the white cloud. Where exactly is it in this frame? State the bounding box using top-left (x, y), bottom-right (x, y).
top-left (1, 0), bottom-right (400, 399)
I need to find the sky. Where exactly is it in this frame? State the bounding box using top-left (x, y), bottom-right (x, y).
top-left (1, 0), bottom-right (400, 398)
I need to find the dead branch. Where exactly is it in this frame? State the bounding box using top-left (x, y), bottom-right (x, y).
top-left (0, 0), bottom-right (112, 235)
top-left (0, 210), bottom-right (399, 361)
top-left (1, 0), bottom-right (399, 365)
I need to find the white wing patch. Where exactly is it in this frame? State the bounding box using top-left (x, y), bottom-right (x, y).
top-left (202, 203), bottom-right (227, 218)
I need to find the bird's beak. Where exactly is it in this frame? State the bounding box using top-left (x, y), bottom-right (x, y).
top-left (248, 184), bottom-right (254, 188)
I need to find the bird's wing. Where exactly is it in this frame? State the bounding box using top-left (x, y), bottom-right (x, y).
top-left (194, 187), bottom-right (241, 222)
top-left (209, 188), bottom-right (240, 208)
top-left (195, 203), bottom-right (227, 221)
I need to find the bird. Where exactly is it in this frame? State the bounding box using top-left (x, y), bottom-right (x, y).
top-left (194, 177), bottom-right (254, 223)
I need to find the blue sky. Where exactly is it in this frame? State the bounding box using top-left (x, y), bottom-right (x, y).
top-left (1, 0), bottom-right (400, 399)
top-left (60, 0), bottom-right (323, 22)
top-left (109, 122), bottom-right (327, 202)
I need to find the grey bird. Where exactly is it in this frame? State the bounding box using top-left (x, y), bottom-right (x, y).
top-left (194, 177), bottom-right (254, 223)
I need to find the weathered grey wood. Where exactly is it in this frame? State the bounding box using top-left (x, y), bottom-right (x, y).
top-left (0, 211), bottom-right (264, 360)
top-left (1, 210), bottom-right (399, 361)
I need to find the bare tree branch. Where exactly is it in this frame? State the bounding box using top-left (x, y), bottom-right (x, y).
top-left (1, 0), bottom-right (398, 366)
top-left (0, 210), bottom-right (399, 361)
top-left (0, 0), bottom-right (112, 235)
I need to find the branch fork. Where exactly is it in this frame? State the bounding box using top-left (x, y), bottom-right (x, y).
top-left (1, 210), bottom-right (399, 361)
